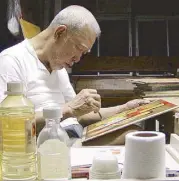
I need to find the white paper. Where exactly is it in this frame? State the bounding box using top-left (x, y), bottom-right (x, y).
top-left (166, 150), bottom-right (179, 171)
top-left (71, 146), bottom-right (179, 172)
top-left (61, 118), bottom-right (79, 127)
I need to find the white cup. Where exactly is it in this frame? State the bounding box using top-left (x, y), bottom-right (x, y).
top-left (89, 150), bottom-right (121, 179)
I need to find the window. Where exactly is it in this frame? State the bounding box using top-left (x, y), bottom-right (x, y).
top-left (168, 19), bottom-right (179, 56)
top-left (99, 18), bottom-right (130, 56)
top-left (136, 18), bottom-right (167, 56)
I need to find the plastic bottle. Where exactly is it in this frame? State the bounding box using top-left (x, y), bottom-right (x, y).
top-left (0, 81), bottom-right (37, 180)
top-left (37, 107), bottom-right (71, 180)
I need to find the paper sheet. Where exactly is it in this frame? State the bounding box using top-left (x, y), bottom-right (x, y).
top-left (166, 150), bottom-right (179, 170)
top-left (71, 146), bottom-right (179, 172)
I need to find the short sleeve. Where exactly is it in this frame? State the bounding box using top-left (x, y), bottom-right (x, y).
top-left (0, 55), bottom-right (23, 102)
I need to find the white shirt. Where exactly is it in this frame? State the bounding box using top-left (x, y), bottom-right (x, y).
top-left (0, 39), bottom-right (76, 111)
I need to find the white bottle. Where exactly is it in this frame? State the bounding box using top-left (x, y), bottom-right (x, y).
top-left (37, 107), bottom-right (71, 180)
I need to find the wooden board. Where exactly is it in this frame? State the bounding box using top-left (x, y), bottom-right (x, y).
top-left (82, 99), bottom-right (178, 143)
top-left (128, 78), bottom-right (179, 84)
top-left (72, 56), bottom-right (179, 73)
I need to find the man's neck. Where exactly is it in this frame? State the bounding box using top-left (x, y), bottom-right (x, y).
top-left (29, 29), bottom-right (52, 72)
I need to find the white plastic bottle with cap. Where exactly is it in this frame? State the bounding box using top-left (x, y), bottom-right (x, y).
top-left (37, 107), bottom-right (71, 180)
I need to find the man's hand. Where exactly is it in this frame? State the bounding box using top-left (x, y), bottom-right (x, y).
top-left (66, 89), bottom-right (101, 117)
top-left (125, 99), bottom-right (151, 110)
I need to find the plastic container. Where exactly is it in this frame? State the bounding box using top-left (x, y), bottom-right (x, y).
top-left (37, 107), bottom-right (71, 180)
top-left (89, 150), bottom-right (121, 179)
top-left (0, 81), bottom-right (37, 180)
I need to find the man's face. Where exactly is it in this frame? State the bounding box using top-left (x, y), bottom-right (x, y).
top-left (48, 26), bottom-right (96, 70)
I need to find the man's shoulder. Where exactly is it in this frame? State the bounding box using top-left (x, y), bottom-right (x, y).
top-left (0, 40), bottom-right (27, 58)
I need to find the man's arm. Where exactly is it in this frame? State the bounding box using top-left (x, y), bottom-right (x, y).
top-left (78, 99), bottom-right (150, 127)
top-left (78, 105), bottom-right (126, 126)
top-left (56, 69), bottom-right (150, 127)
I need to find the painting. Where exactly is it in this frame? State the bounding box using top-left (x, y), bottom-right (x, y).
top-left (82, 99), bottom-right (178, 142)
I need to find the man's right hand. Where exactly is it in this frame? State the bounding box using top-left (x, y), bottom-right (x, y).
top-left (66, 89), bottom-right (101, 117)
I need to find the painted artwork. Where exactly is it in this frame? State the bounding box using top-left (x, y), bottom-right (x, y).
top-left (82, 99), bottom-right (178, 142)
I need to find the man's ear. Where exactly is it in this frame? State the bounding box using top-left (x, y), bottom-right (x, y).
top-left (54, 25), bottom-right (67, 40)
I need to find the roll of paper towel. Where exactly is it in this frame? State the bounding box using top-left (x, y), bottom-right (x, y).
top-left (122, 131), bottom-right (165, 179)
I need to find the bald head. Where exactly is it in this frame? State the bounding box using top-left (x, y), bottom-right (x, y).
top-left (49, 5), bottom-right (101, 37)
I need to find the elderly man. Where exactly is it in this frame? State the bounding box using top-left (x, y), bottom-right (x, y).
top-left (0, 5), bottom-right (148, 144)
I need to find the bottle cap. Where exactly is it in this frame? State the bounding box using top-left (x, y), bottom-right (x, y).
top-left (43, 107), bottom-right (62, 119)
top-left (6, 81), bottom-right (24, 94)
